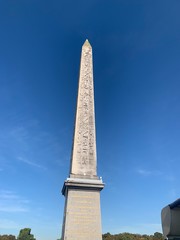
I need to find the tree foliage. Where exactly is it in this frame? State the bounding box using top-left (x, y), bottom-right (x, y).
top-left (0, 235), bottom-right (16, 240)
top-left (1, 229), bottom-right (163, 240)
top-left (102, 232), bottom-right (164, 240)
top-left (0, 229), bottom-right (36, 240)
top-left (17, 229), bottom-right (36, 240)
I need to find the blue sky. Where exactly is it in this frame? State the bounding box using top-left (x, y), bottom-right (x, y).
top-left (1, 0), bottom-right (180, 239)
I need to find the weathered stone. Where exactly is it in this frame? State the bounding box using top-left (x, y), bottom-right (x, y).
top-left (61, 40), bottom-right (104, 240)
top-left (70, 40), bottom-right (97, 178)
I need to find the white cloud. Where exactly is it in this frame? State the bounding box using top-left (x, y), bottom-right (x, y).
top-left (0, 190), bottom-right (29, 213)
top-left (0, 190), bottom-right (19, 199)
top-left (139, 223), bottom-right (162, 232)
top-left (165, 175), bottom-right (175, 182)
top-left (17, 156), bottom-right (46, 170)
top-left (0, 119), bottom-right (63, 172)
top-left (0, 206), bottom-right (28, 213)
top-left (137, 168), bottom-right (162, 177)
top-left (0, 219), bottom-right (20, 229)
top-left (168, 188), bottom-right (179, 199)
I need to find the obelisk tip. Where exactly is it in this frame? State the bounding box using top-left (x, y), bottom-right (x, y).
top-left (83, 39), bottom-right (92, 48)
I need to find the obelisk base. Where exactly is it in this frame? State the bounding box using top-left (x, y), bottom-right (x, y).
top-left (61, 178), bottom-right (104, 240)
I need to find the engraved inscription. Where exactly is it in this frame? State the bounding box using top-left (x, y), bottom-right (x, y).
top-left (71, 41), bottom-right (97, 176)
top-left (63, 190), bottom-right (102, 240)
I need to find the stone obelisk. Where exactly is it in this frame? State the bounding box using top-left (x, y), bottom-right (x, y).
top-left (61, 40), bottom-right (104, 240)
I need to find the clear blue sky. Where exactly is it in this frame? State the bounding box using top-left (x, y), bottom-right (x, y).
top-left (0, 1), bottom-right (180, 239)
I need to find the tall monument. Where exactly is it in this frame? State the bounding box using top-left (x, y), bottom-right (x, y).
top-left (61, 40), bottom-right (104, 240)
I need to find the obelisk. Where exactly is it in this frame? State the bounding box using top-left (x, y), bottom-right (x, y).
top-left (61, 40), bottom-right (104, 240)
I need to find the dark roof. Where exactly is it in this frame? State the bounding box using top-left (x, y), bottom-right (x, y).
top-left (169, 198), bottom-right (180, 209)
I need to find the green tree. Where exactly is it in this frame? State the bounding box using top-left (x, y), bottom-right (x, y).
top-left (102, 232), bottom-right (164, 240)
top-left (153, 232), bottom-right (163, 240)
top-left (0, 235), bottom-right (16, 240)
top-left (17, 228), bottom-right (35, 240)
top-left (102, 232), bottom-right (112, 240)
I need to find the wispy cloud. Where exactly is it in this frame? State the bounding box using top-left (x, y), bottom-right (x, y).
top-left (136, 168), bottom-right (176, 182)
top-left (168, 188), bottom-right (179, 199)
top-left (165, 175), bottom-right (175, 182)
top-left (0, 219), bottom-right (21, 229)
top-left (140, 223), bottom-right (162, 231)
top-left (0, 120), bottom-right (63, 170)
top-left (17, 156), bottom-right (46, 170)
top-left (0, 190), bottom-right (29, 213)
top-left (0, 206), bottom-right (28, 213)
top-left (136, 168), bottom-right (162, 177)
top-left (0, 190), bottom-right (19, 200)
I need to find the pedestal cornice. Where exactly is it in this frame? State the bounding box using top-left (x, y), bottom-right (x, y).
top-left (62, 177), bottom-right (104, 196)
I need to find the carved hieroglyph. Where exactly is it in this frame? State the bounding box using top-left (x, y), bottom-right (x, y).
top-left (70, 40), bottom-right (97, 177)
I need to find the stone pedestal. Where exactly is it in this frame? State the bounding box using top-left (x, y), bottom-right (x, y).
top-left (61, 179), bottom-right (104, 240)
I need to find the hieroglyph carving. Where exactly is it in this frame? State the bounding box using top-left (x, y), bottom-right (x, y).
top-left (71, 41), bottom-right (97, 176)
